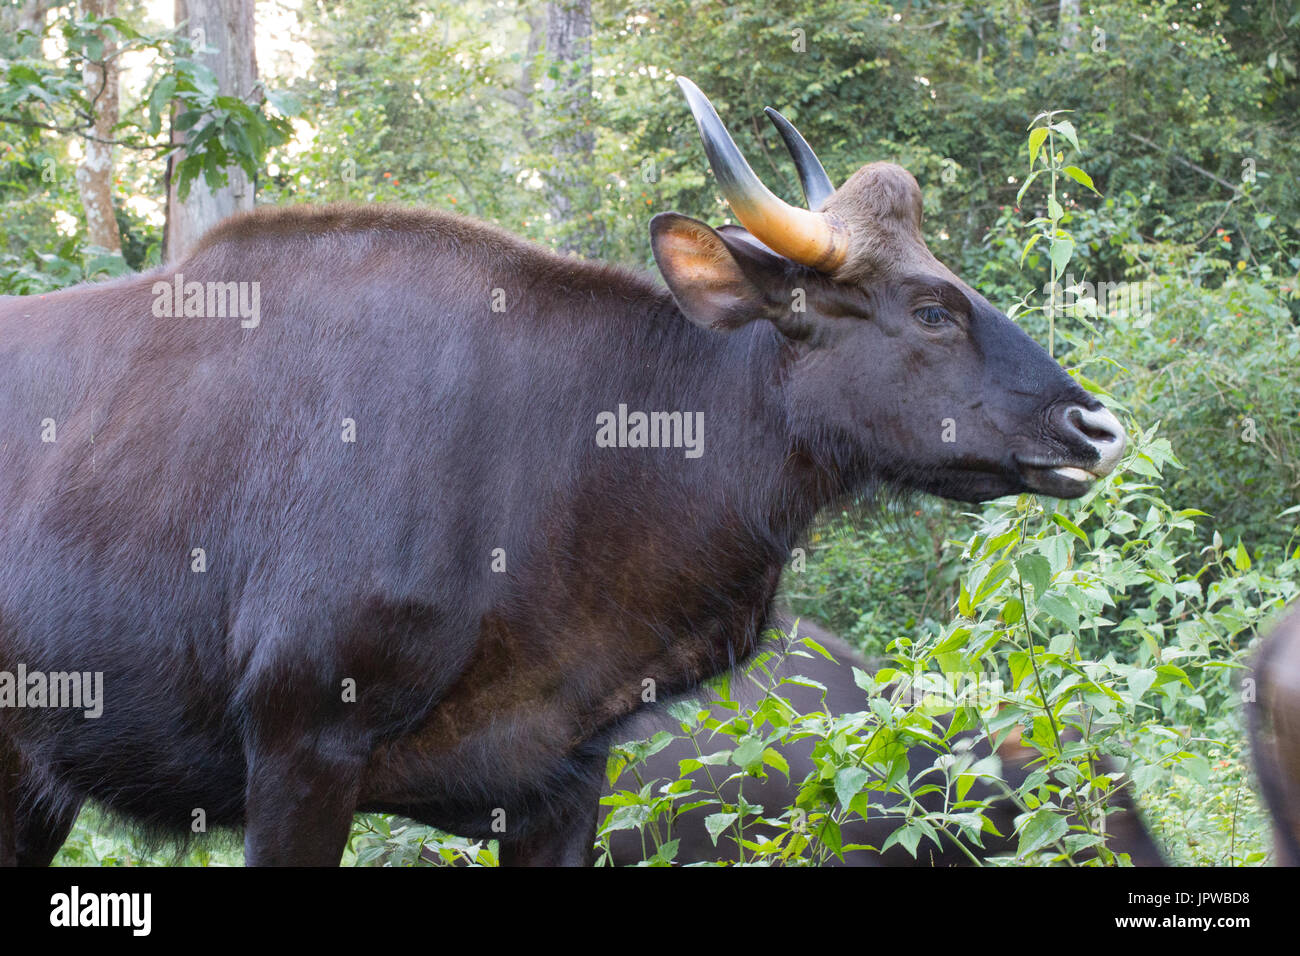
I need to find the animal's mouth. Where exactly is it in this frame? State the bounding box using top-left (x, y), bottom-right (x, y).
top-left (1014, 406), bottom-right (1126, 498)
top-left (1040, 464), bottom-right (1100, 483)
top-left (1016, 460), bottom-right (1103, 497)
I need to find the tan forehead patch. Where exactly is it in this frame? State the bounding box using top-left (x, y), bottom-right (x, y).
top-left (821, 162), bottom-right (963, 286)
top-left (827, 162), bottom-right (924, 228)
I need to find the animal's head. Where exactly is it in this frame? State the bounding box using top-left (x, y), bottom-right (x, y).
top-left (652, 78), bottom-right (1125, 502)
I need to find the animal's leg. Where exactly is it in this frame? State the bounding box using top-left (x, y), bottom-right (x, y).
top-left (498, 766), bottom-right (604, 867)
top-left (0, 736), bottom-right (16, 867)
top-left (242, 731), bottom-right (368, 866)
top-left (15, 784), bottom-right (81, 867)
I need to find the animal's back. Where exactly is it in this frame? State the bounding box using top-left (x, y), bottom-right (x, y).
top-left (0, 205), bottom-right (644, 831)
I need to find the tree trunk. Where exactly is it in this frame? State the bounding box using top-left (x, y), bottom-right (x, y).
top-left (15, 0), bottom-right (54, 40)
top-left (1059, 0), bottom-right (1081, 50)
top-left (542, 0), bottom-right (599, 256)
top-left (74, 0), bottom-right (123, 254)
top-left (0, 3), bottom-right (54, 82)
top-left (164, 0), bottom-right (258, 262)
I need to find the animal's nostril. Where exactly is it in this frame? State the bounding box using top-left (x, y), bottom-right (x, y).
top-left (1062, 404), bottom-right (1127, 476)
top-left (1068, 407), bottom-right (1121, 444)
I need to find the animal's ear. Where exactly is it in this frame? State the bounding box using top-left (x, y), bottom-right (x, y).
top-left (650, 212), bottom-right (793, 332)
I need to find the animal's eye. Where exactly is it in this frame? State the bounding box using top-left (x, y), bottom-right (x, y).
top-left (915, 306), bottom-right (951, 327)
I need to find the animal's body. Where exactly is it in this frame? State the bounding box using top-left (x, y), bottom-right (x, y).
top-left (0, 82), bottom-right (1125, 865)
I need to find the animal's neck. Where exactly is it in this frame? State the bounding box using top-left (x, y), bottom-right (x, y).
top-left (360, 299), bottom-right (848, 817)
top-left (576, 301), bottom-right (839, 647)
top-left (638, 304), bottom-right (845, 549)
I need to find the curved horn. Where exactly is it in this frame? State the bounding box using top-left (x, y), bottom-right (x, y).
top-left (763, 107), bottom-right (834, 210)
top-left (676, 77), bottom-right (849, 272)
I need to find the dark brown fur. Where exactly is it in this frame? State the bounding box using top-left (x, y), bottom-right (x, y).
top-left (0, 195), bottom-right (1115, 865)
top-left (1249, 603), bottom-right (1300, 866)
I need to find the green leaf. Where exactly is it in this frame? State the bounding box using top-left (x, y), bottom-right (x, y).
top-left (762, 748), bottom-right (790, 778)
top-left (147, 75), bottom-right (177, 137)
top-left (935, 626), bottom-right (972, 654)
top-left (1050, 513), bottom-right (1089, 546)
top-left (1009, 651), bottom-right (1033, 690)
top-left (1051, 120), bottom-right (1079, 151)
top-left (1154, 664), bottom-right (1193, 690)
top-left (781, 675), bottom-right (827, 695)
top-left (1128, 668), bottom-right (1157, 703)
top-left (1062, 165), bottom-right (1099, 194)
top-left (667, 700), bottom-right (704, 725)
top-left (1038, 593), bottom-right (1079, 631)
top-left (605, 752), bottom-right (628, 787)
top-left (1016, 554), bottom-right (1052, 596)
top-left (1028, 127), bottom-right (1049, 165)
top-left (1016, 168), bottom-right (1043, 203)
top-left (1049, 237), bottom-right (1074, 276)
top-left (973, 560), bottom-right (1012, 604)
top-left (1017, 808), bottom-right (1069, 858)
top-left (816, 817), bottom-right (843, 856)
top-left (264, 88), bottom-right (302, 116)
top-left (704, 813), bottom-right (738, 846)
top-left (1019, 232), bottom-right (1043, 267)
top-left (800, 637), bottom-right (838, 662)
top-left (1130, 764), bottom-right (1163, 794)
top-left (731, 737), bottom-right (765, 770)
top-left (881, 821), bottom-right (923, 858)
top-left (1233, 540), bottom-right (1252, 571)
top-left (983, 528), bottom-right (1023, 556)
top-left (186, 61), bottom-right (219, 99)
top-left (834, 767), bottom-right (870, 809)
top-left (1179, 754), bottom-right (1210, 786)
top-left (1002, 597), bottom-right (1024, 624)
top-left (651, 839), bottom-right (679, 863)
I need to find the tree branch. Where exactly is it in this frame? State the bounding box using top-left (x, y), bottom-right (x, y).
top-left (1126, 131), bottom-right (1239, 193)
top-left (0, 113), bottom-right (168, 151)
